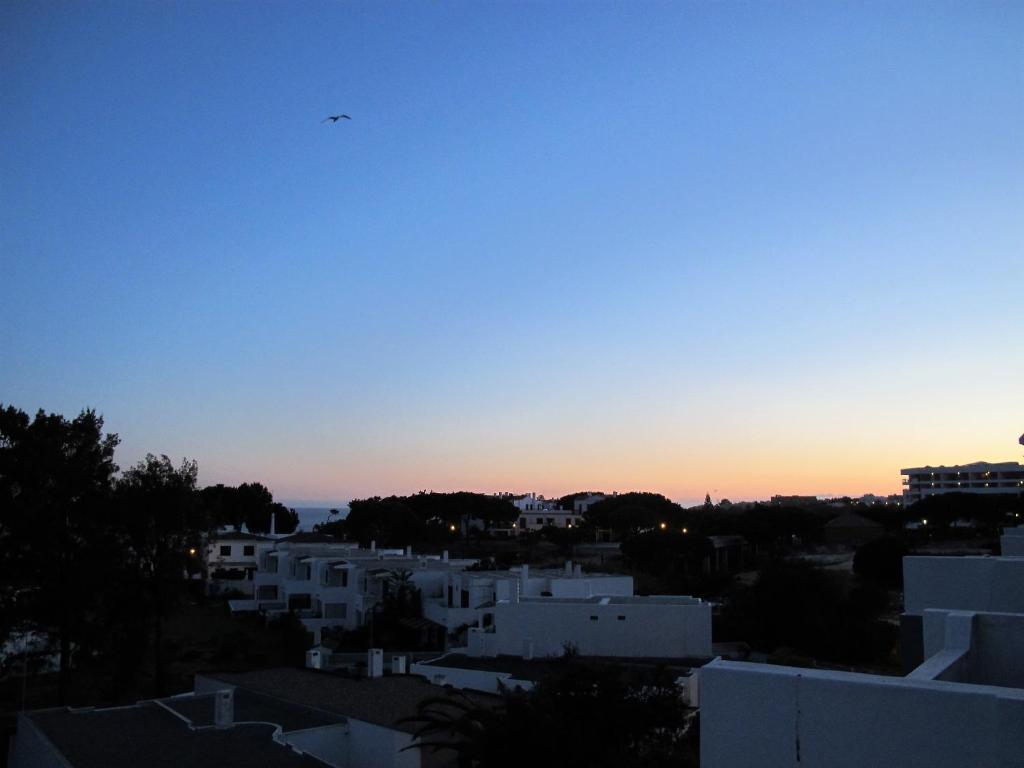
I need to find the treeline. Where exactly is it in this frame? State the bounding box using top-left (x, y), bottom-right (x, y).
top-left (0, 405), bottom-right (292, 703)
top-left (317, 491), bottom-right (518, 546)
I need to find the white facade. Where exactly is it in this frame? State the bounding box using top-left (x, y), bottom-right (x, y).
top-left (903, 555), bottom-right (1024, 616)
top-left (1002, 524), bottom-right (1024, 557)
top-left (422, 563), bottom-right (634, 631)
top-left (245, 540), bottom-right (476, 642)
top-left (901, 461), bottom-right (1024, 505)
top-left (203, 533), bottom-right (269, 596)
top-left (467, 594), bottom-right (712, 659)
top-left (701, 553), bottom-right (1024, 768)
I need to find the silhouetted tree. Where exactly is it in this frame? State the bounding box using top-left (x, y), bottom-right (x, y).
top-left (585, 492), bottom-right (683, 537)
top-left (402, 659), bottom-right (697, 767)
top-left (853, 537), bottom-right (909, 589)
top-left (114, 454), bottom-right (206, 695)
top-left (0, 405), bottom-right (119, 702)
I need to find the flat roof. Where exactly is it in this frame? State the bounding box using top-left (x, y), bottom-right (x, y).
top-left (162, 689), bottom-right (343, 732)
top-left (27, 700), bottom-right (328, 768)
top-left (204, 667), bottom-right (500, 734)
top-left (420, 653), bottom-right (713, 682)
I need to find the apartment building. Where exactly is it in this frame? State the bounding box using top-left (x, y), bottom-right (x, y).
top-left (901, 461), bottom-right (1024, 505)
top-left (241, 535), bottom-right (476, 643)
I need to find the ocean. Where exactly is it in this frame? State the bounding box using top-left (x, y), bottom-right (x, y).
top-left (292, 507), bottom-right (348, 531)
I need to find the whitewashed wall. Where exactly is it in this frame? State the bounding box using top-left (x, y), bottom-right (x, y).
top-left (483, 598), bottom-right (711, 658)
top-left (903, 556), bottom-right (1024, 615)
top-left (700, 659), bottom-right (1024, 768)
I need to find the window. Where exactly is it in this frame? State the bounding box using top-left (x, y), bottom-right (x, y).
top-left (536, 517), bottom-right (543, 524)
top-left (519, 518), bottom-right (527, 528)
top-left (219, 545), bottom-right (231, 556)
top-left (617, 615), bottom-right (626, 621)
top-left (461, 591), bottom-right (470, 608)
top-left (243, 545), bottom-right (255, 556)
top-left (340, 569), bottom-right (348, 588)
top-left (589, 615), bottom-right (598, 621)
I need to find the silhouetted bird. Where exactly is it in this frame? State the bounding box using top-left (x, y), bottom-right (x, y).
top-left (322, 115), bottom-right (351, 123)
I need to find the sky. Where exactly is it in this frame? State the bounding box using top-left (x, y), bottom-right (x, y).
top-left (2, 1), bottom-right (1022, 507)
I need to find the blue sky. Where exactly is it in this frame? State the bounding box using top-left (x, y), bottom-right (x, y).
top-left (2, 1), bottom-right (1021, 505)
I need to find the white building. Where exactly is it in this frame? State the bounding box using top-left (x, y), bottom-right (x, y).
top-left (466, 594), bottom-right (712, 660)
top-left (421, 562), bottom-right (634, 631)
top-left (203, 531), bottom-right (271, 596)
top-left (242, 535), bottom-right (476, 643)
top-left (10, 666), bottom-right (500, 768)
top-left (700, 550), bottom-right (1024, 768)
top-left (421, 561), bottom-right (630, 634)
top-left (900, 460), bottom-right (1024, 505)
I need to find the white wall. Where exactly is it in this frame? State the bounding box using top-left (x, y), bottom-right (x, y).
top-left (700, 659), bottom-right (1024, 768)
top-left (347, 719), bottom-right (421, 768)
top-left (283, 724), bottom-right (352, 767)
top-left (408, 660), bottom-right (534, 695)
top-left (483, 598), bottom-right (711, 658)
top-left (1001, 525), bottom-right (1024, 556)
top-left (903, 556), bottom-right (1024, 615)
top-left (8, 714), bottom-right (68, 768)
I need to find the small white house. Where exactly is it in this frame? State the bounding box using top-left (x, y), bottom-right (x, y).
top-left (203, 531), bottom-right (271, 596)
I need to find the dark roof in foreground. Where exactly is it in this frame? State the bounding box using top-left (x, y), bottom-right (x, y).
top-left (26, 700), bottom-right (328, 768)
top-left (204, 667), bottom-right (500, 734)
top-left (420, 653), bottom-right (713, 681)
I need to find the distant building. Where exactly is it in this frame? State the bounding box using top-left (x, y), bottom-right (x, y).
top-left (242, 539), bottom-right (476, 643)
top-left (423, 562), bottom-right (633, 631)
top-left (900, 461), bottom-right (1024, 505)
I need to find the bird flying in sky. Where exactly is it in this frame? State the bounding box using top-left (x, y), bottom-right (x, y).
top-left (322, 114), bottom-right (351, 123)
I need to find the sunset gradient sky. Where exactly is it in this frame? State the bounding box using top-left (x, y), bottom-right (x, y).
top-left (2, 2), bottom-right (1021, 506)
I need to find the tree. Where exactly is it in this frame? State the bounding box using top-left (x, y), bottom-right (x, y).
top-left (853, 537), bottom-right (909, 589)
top-left (0, 405), bottom-right (119, 702)
top-left (114, 454), bottom-right (206, 695)
top-left (585, 492), bottom-right (683, 538)
top-left (401, 659), bottom-right (697, 767)
top-left (271, 503), bottom-right (300, 534)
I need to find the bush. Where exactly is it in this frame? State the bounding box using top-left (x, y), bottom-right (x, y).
top-left (853, 537), bottom-right (908, 589)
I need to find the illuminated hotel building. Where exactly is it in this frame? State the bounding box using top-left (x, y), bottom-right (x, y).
top-left (900, 461), bottom-right (1024, 505)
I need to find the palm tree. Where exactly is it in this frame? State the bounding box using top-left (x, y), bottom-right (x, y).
top-left (398, 689), bottom-right (505, 768)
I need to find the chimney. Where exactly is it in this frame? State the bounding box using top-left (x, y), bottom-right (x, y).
top-left (574, 564), bottom-right (583, 578)
top-left (370, 540), bottom-right (376, 552)
top-left (564, 560), bottom-right (573, 575)
top-left (442, 550), bottom-right (449, 562)
top-left (305, 647), bottom-right (323, 669)
top-left (214, 689), bottom-right (234, 728)
top-left (367, 648), bottom-right (384, 678)
top-left (392, 655), bottom-right (407, 675)
top-left (405, 545), bottom-right (412, 557)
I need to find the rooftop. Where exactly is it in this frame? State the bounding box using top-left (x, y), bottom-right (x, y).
top-left (420, 653), bottom-right (713, 682)
top-left (26, 698), bottom-right (329, 768)
top-left (203, 667), bottom-right (500, 734)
